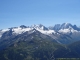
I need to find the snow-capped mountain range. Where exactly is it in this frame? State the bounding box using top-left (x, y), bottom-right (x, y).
top-left (0, 23), bottom-right (80, 44)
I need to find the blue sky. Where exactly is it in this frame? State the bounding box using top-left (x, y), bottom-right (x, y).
top-left (0, 0), bottom-right (80, 29)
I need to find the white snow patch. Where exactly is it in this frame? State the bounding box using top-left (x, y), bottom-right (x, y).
top-left (0, 29), bottom-right (10, 38)
top-left (59, 29), bottom-right (70, 34)
top-left (31, 24), bottom-right (45, 30)
top-left (36, 28), bottom-right (56, 35)
top-left (12, 27), bottom-right (32, 34)
top-left (59, 28), bottom-right (79, 34)
top-left (2, 29), bottom-right (10, 32)
top-left (40, 26), bottom-right (44, 30)
top-left (71, 29), bottom-right (78, 33)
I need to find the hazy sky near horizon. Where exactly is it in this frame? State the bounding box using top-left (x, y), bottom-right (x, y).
top-left (0, 0), bottom-right (80, 29)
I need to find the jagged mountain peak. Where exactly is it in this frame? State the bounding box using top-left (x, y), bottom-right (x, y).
top-left (53, 24), bottom-right (61, 31)
top-left (0, 23), bottom-right (80, 45)
top-left (31, 24), bottom-right (44, 27)
top-left (20, 25), bottom-right (29, 28)
top-left (0, 23), bottom-right (80, 35)
top-left (30, 24), bottom-right (48, 30)
top-left (61, 23), bottom-right (72, 29)
top-left (49, 23), bottom-right (73, 31)
top-left (62, 22), bottom-right (71, 25)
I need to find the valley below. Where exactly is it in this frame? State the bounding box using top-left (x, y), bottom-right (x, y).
top-left (0, 23), bottom-right (80, 60)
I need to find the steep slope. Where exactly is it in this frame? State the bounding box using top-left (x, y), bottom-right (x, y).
top-left (0, 33), bottom-right (80, 60)
top-left (0, 23), bottom-right (80, 44)
top-left (68, 40), bottom-right (80, 57)
top-left (0, 30), bottom-right (64, 60)
top-left (0, 29), bottom-right (57, 50)
top-left (0, 23), bottom-right (80, 60)
top-left (53, 41), bottom-right (80, 58)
